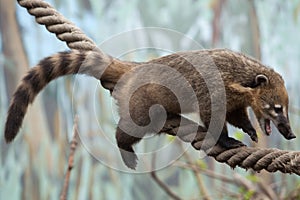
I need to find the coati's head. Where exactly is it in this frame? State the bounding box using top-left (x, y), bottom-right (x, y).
top-left (231, 72), bottom-right (296, 140)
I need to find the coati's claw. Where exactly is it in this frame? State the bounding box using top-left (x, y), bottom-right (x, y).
top-left (120, 148), bottom-right (138, 170)
top-left (250, 133), bottom-right (258, 143)
top-left (248, 130), bottom-right (258, 143)
top-left (241, 126), bottom-right (258, 143)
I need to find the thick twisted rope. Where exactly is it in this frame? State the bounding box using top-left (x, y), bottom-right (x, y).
top-left (163, 116), bottom-right (300, 176)
top-left (199, 144), bottom-right (300, 175)
top-left (17, 0), bottom-right (96, 50)
top-left (17, 0), bottom-right (300, 176)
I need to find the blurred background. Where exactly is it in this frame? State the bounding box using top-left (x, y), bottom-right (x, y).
top-left (1, 0), bottom-right (300, 199)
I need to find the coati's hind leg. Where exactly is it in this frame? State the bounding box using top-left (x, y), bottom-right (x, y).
top-left (116, 104), bottom-right (159, 169)
top-left (116, 124), bottom-right (142, 169)
top-left (116, 114), bottom-right (204, 169)
top-left (227, 108), bottom-right (258, 142)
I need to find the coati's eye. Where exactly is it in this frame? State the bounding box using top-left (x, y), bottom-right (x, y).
top-left (274, 104), bottom-right (283, 113)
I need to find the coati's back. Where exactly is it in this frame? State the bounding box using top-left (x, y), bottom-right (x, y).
top-left (130, 49), bottom-right (286, 112)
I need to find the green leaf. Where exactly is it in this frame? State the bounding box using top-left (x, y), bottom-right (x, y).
top-left (167, 135), bottom-right (176, 142)
top-left (234, 131), bottom-right (245, 141)
top-left (246, 174), bottom-right (259, 183)
top-left (244, 190), bottom-right (255, 200)
top-left (196, 160), bottom-right (208, 170)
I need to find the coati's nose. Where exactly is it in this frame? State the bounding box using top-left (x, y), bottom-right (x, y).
top-left (286, 133), bottom-right (296, 140)
top-left (278, 123), bottom-right (296, 140)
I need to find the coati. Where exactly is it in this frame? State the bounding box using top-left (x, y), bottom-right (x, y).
top-left (4, 48), bottom-right (296, 169)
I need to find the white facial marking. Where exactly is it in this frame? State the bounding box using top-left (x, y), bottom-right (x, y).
top-left (270, 110), bottom-right (278, 117)
top-left (264, 104), bottom-right (270, 109)
top-left (274, 104), bottom-right (282, 109)
top-left (283, 106), bottom-right (287, 117)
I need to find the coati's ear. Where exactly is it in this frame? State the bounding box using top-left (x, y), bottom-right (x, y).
top-left (229, 74), bottom-right (269, 94)
top-left (254, 74), bottom-right (269, 87)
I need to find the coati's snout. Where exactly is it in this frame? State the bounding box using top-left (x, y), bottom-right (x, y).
top-left (274, 114), bottom-right (296, 140)
top-left (277, 123), bottom-right (295, 139)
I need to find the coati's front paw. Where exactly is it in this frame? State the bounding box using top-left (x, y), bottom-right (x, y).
top-left (217, 136), bottom-right (245, 149)
top-left (243, 127), bottom-right (258, 143)
top-left (248, 131), bottom-right (258, 143)
top-left (119, 148), bottom-right (138, 170)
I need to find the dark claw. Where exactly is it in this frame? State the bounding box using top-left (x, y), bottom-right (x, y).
top-left (243, 127), bottom-right (258, 143)
top-left (249, 130), bottom-right (258, 143)
top-left (250, 134), bottom-right (258, 143)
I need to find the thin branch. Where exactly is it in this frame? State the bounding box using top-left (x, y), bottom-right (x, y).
top-left (179, 143), bottom-right (212, 200)
top-left (175, 162), bottom-right (275, 199)
top-left (257, 181), bottom-right (278, 200)
top-left (60, 116), bottom-right (79, 200)
top-left (150, 171), bottom-right (182, 200)
top-left (150, 154), bottom-right (182, 200)
top-left (174, 161), bottom-right (237, 184)
top-left (175, 161), bottom-right (256, 191)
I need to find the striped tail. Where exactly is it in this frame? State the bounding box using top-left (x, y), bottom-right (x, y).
top-left (4, 50), bottom-right (112, 142)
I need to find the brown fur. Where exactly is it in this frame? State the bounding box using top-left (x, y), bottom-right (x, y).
top-left (4, 48), bottom-right (295, 169)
